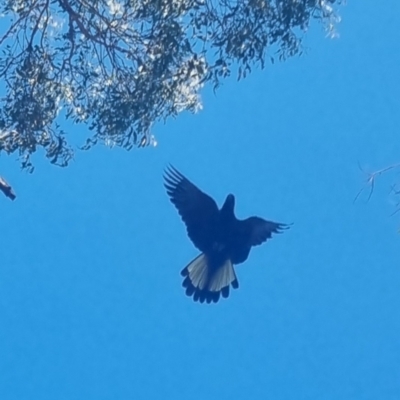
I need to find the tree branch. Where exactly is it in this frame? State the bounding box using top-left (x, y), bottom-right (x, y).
top-left (0, 176), bottom-right (16, 200)
top-left (354, 162), bottom-right (400, 207)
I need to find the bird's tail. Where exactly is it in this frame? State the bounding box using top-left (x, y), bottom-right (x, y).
top-left (181, 254), bottom-right (239, 303)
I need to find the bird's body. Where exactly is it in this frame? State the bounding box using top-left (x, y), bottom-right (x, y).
top-left (164, 166), bottom-right (289, 303)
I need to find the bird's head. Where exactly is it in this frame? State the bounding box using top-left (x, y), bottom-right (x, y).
top-left (222, 194), bottom-right (235, 215)
top-left (226, 194), bottom-right (235, 206)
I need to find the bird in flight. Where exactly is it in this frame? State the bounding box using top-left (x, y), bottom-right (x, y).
top-left (164, 166), bottom-right (290, 304)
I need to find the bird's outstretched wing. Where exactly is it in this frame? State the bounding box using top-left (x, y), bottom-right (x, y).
top-left (242, 217), bottom-right (290, 247)
top-left (164, 166), bottom-right (219, 252)
top-left (228, 217), bottom-right (290, 264)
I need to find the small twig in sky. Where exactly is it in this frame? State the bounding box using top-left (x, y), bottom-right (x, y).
top-left (354, 162), bottom-right (400, 204)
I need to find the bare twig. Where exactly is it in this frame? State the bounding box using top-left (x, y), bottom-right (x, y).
top-left (354, 162), bottom-right (400, 204)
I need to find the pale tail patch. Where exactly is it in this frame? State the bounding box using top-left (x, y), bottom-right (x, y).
top-left (187, 254), bottom-right (209, 290)
top-left (185, 254), bottom-right (238, 292)
top-left (208, 259), bottom-right (237, 292)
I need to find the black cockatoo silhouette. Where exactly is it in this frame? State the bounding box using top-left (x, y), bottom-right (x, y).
top-left (164, 166), bottom-right (290, 304)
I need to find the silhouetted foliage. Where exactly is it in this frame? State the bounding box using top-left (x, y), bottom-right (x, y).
top-left (0, 0), bottom-right (341, 171)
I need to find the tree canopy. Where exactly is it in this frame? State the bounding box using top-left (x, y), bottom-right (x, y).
top-left (0, 0), bottom-right (341, 171)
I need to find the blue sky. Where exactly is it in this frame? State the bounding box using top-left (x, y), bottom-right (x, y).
top-left (1, 2), bottom-right (400, 399)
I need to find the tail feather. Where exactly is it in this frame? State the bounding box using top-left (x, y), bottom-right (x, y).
top-left (221, 286), bottom-right (230, 298)
top-left (180, 254), bottom-right (239, 303)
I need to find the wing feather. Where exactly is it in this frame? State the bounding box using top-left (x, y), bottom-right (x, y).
top-left (164, 166), bottom-right (219, 252)
top-left (243, 217), bottom-right (291, 246)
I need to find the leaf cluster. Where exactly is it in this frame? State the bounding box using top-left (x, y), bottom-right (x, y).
top-left (0, 0), bottom-right (341, 171)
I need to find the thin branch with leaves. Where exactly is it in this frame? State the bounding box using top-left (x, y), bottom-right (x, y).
top-left (0, 0), bottom-right (342, 171)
